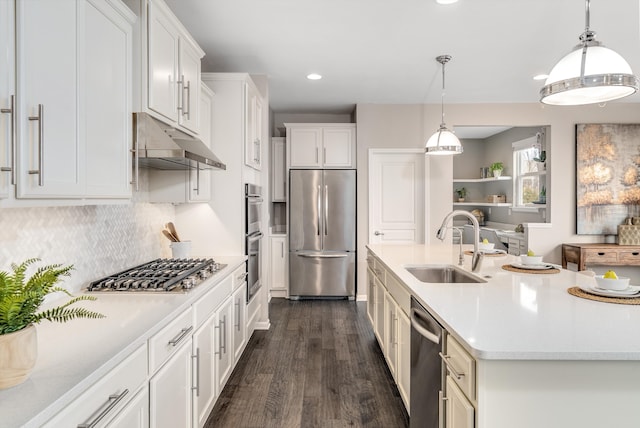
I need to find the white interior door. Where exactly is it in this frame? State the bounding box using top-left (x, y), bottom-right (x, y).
top-left (369, 149), bottom-right (425, 244)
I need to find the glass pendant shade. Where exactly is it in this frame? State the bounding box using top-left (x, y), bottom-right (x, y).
top-left (425, 126), bottom-right (463, 155)
top-left (540, 44), bottom-right (638, 105)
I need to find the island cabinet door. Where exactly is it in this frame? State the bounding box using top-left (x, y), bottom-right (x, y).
top-left (445, 376), bottom-right (475, 428)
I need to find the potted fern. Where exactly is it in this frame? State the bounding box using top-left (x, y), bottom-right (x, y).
top-left (0, 258), bottom-right (104, 389)
top-left (489, 162), bottom-right (504, 178)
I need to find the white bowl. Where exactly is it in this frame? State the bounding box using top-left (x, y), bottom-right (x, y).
top-left (478, 242), bottom-right (495, 251)
top-left (520, 255), bottom-right (543, 265)
top-left (595, 275), bottom-right (630, 291)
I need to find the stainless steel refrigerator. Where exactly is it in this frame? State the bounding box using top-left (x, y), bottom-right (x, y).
top-left (289, 169), bottom-right (356, 298)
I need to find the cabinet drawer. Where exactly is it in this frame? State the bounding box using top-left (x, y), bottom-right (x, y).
top-left (386, 273), bottom-right (411, 315)
top-left (619, 250), bottom-right (640, 265)
top-left (583, 250), bottom-right (618, 264)
top-left (149, 307), bottom-right (193, 373)
top-left (194, 275), bottom-right (233, 328)
top-left (43, 344), bottom-right (147, 428)
top-left (444, 335), bottom-right (476, 401)
top-left (232, 264), bottom-right (248, 290)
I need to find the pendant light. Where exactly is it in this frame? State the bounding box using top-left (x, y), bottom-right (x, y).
top-left (540, 0), bottom-right (638, 105)
top-left (425, 55), bottom-right (463, 155)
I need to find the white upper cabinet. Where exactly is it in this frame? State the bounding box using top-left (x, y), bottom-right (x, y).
top-left (244, 81), bottom-right (263, 170)
top-left (15, 0), bottom-right (82, 198)
top-left (0, 0), bottom-right (15, 199)
top-left (146, 0), bottom-right (204, 135)
top-left (11, 0), bottom-right (134, 200)
top-left (84, 0), bottom-right (134, 198)
top-left (286, 123), bottom-right (356, 169)
top-left (271, 137), bottom-right (286, 202)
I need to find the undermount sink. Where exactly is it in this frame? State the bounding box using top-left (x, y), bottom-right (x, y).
top-left (405, 264), bottom-right (486, 284)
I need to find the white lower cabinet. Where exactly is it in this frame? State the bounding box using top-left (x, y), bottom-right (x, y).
top-left (445, 376), bottom-right (475, 428)
top-left (105, 385), bottom-right (149, 428)
top-left (215, 296), bottom-right (234, 392)
top-left (232, 283), bottom-right (247, 361)
top-left (150, 338), bottom-right (193, 428)
top-left (192, 311), bottom-right (217, 428)
top-left (269, 236), bottom-right (287, 295)
top-left (42, 344), bottom-right (148, 428)
top-left (367, 250), bottom-right (411, 414)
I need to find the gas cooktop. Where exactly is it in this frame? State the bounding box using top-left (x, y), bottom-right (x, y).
top-left (86, 258), bottom-right (227, 293)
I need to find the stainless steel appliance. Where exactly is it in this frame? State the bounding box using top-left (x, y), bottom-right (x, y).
top-left (289, 169), bottom-right (356, 299)
top-left (86, 258), bottom-right (227, 292)
top-left (410, 297), bottom-right (445, 428)
top-left (245, 183), bottom-right (263, 302)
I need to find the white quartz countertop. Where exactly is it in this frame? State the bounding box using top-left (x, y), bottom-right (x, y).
top-left (367, 244), bottom-right (640, 361)
top-left (0, 256), bottom-right (246, 428)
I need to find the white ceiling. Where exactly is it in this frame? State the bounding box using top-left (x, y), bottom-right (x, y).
top-left (164, 0), bottom-right (640, 114)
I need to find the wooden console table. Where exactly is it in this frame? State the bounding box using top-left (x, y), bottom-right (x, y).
top-left (562, 243), bottom-right (640, 271)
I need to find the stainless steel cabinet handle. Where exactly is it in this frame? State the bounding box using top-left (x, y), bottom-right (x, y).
top-left (439, 352), bottom-right (465, 380)
top-left (184, 80), bottom-right (191, 119)
top-left (236, 272), bottom-right (248, 282)
top-left (222, 315), bottom-right (227, 354)
top-left (177, 75), bottom-right (184, 113)
top-left (192, 348), bottom-right (200, 396)
top-left (281, 241), bottom-right (284, 258)
top-left (215, 322), bottom-right (222, 359)
top-left (77, 389), bottom-right (129, 428)
top-left (324, 184), bottom-right (328, 236)
top-left (374, 231), bottom-right (385, 236)
top-left (235, 299), bottom-right (241, 331)
top-left (193, 161), bottom-right (200, 195)
top-left (1, 95), bottom-right (15, 184)
top-left (167, 326), bottom-right (193, 346)
top-left (28, 104), bottom-right (44, 186)
top-left (438, 390), bottom-right (447, 428)
top-left (315, 147), bottom-right (318, 164)
top-left (410, 308), bottom-right (440, 344)
top-left (323, 147), bottom-right (326, 164)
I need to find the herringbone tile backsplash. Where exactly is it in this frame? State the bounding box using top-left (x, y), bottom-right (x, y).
top-left (0, 201), bottom-right (174, 293)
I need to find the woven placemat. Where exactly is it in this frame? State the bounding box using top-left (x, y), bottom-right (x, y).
top-left (464, 250), bottom-right (506, 258)
top-left (567, 286), bottom-right (640, 305)
top-left (501, 264), bottom-right (560, 274)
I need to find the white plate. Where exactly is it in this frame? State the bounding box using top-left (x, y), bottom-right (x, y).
top-left (578, 284), bottom-right (640, 298)
top-left (510, 262), bottom-right (554, 270)
top-left (479, 249), bottom-right (506, 255)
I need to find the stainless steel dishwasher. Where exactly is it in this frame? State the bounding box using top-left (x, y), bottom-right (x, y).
top-left (410, 297), bottom-right (445, 428)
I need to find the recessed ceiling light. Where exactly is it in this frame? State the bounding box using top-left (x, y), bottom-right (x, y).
top-left (306, 73), bottom-right (322, 80)
top-left (533, 74), bottom-right (549, 81)
top-left (436, 0), bottom-right (458, 4)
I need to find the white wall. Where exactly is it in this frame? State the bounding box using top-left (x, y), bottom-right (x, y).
top-left (356, 102), bottom-right (640, 291)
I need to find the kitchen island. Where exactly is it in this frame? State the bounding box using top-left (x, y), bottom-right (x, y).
top-left (368, 244), bottom-right (640, 428)
top-left (0, 256), bottom-right (247, 428)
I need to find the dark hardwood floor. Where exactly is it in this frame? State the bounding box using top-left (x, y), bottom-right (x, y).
top-left (205, 298), bottom-right (409, 428)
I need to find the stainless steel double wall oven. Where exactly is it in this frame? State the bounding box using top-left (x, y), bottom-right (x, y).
top-left (245, 183), bottom-right (263, 303)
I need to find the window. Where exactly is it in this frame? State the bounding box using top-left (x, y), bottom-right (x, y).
top-left (512, 134), bottom-right (546, 207)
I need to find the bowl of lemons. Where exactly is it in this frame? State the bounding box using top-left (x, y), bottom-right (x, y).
top-left (520, 249), bottom-right (543, 265)
top-left (595, 270), bottom-right (630, 291)
top-left (478, 238), bottom-right (495, 251)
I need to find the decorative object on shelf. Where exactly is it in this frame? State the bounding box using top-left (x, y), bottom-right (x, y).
top-left (538, 185), bottom-right (547, 203)
top-left (487, 194), bottom-right (506, 203)
top-left (533, 150), bottom-right (546, 171)
top-left (576, 123), bottom-right (640, 235)
top-left (539, 0), bottom-right (638, 105)
top-left (489, 162), bottom-right (504, 177)
top-left (425, 55), bottom-right (463, 155)
top-left (454, 187), bottom-right (467, 202)
top-left (0, 259), bottom-right (105, 389)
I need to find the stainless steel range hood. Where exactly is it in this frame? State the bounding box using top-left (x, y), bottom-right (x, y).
top-left (133, 112), bottom-right (226, 170)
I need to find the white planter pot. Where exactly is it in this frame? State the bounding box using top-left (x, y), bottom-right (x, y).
top-left (492, 169), bottom-right (503, 177)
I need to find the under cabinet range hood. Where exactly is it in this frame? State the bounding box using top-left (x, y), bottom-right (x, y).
top-left (132, 112), bottom-right (226, 171)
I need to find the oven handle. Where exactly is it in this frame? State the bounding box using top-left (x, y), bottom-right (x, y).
top-left (247, 232), bottom-right (263, 243)
top-left (246, 196), bottom-right (263, 203)
top-left (410, 308), bottom-right (441, 344)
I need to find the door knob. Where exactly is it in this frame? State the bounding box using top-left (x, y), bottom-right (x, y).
top-left (374, 231), bottom-right (384, 236)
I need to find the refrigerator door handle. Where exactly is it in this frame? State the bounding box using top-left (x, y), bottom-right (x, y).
top-left (317, 185), bottom-right (321, 236)
top-left (324, 184), bottom-right (328, 236)
top-left (297, 253), bottom-right (349, 259)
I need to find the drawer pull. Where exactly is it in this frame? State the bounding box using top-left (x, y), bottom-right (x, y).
top-left (633, 252), bottom-right (640, 256)
top-left (167, 326), bottom-right (193, 346)
top-left (597, 252), bottom-right (606, 256)
top-left (77, 389), bottom-right (129, 428)
top-left (439, 352), bottom-right (465, 380)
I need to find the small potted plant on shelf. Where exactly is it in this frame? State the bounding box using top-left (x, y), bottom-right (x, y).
top-left (538, 185), bottom-right (546, 203)
top-left (0, 258), bottom-right (105, 389)
top-left (455, 187), bottom-right (467, 202)
top-left (533, 150), bottom-right (546, 171)
top-left (489, 162), bottom-right (504, 178)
